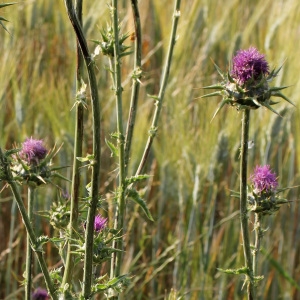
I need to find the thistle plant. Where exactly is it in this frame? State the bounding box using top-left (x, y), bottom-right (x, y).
top-left (203, 47), bottom-right (294, 300)
top-left (0, 148), bottom-right (58, 300)
top-left (247, 165), bottom-right (294, 287)
top-left (19, 138), bottom-right (48, 300)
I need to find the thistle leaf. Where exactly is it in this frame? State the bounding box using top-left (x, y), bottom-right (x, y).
top-left (0, 3), bottom-right (16, 8)
top-left (271, 92), bottom-right (295, 106)
top-left (105, 138), bottom-right (119, 157)
top-left (227, 71), bottom-right (235, 83)
top-left (200, 91), bottom-right (222, 99)
top-left (127, 188), bottom-right (154, 221)
top-left (217, 267), bottom-right (249, 275)
top-left (201, 84), bottom-right (224, 90)
top-left (210, 59), bottom-right (225, 79)
top-left (125, 174), bottom-right (151, 186)
top-left (262, 102), bottom-right (281, 116)
top-left (0, 20), bottom-right (9, 33)
top-left (269, 86), bottom-right (289, 92)
top-left (211, 99), bottom-right (230, 122)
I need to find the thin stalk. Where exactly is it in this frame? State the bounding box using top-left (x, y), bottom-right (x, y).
top-left (25, 186), bottom-right (35, 300)
top-left (240, 109), bottom-right (255, 300)
top-left (110, 0), bottom-right (126, 281)
top-left (61, 0), bottom-right (84, 289)
top-left (0, 148), bottom-right (57, 300)
top-left (253, 213), bottom-right (262, 277)
top-left (135, 0), bottom-right (181, 176)
top-left (63, 1), bottom-right (101, 298)
top-left (6, 198), bottom-right (17, 294)
top-left (124, 0), bottom-right (142, 175)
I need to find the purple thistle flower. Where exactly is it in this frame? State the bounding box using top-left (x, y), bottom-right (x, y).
top-left (32, 287), bottom-right (49, 300)
top-left (20, 137), bottom-right (47, 164)
top-left (250, 165), bottom-right (278, 194)
top-left (231, 47), bottom-right (269, 85)
top-left (94, 214), bottom-right (108, 232)
top-left (83, 214), bottom-right (108, 233)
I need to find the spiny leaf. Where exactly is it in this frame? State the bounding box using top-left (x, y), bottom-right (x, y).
top-left (210, 59), bottom-right (225, 79)
top-left (268, 100), bottom-right (280, 106)
top-left (201, 84), bottom-right (224, 90)
top-left (0, 16), bottom-right (8, 22)
top-left (125, 174), bottom-right (151, 186)
top-left (200, 91), bottom-right (222, 99)
top-left (127, 188), bottom-right (154, 221)
top-left (261, 102), bottom-right (281, 116)
top-left (217, 267), bottom-right (249, 275)
top-left (147, 94), bottom-right (159, 101)
top-left (51, 172), bottom-right (72, 183)
top-left (276, 185), bottom-right (300, 194)
top-left (211, 99), bottom-right (230, 122)
top-left (105, 138), bottom-right (119, 157)
top-left (271, 92), bottom-right (295, 106)
top-left (273, 64), bottom-right (285, 77)
top-left (269, 86), bottom-right (289, 92)
top-left (227, 71), bottom-right (235, 83)
top-left (0, 20), bottom-right (9, 33)
top-left (76, 154), bottom-right (95, 162)
top-left (0, 3), bottom-right (16, 9)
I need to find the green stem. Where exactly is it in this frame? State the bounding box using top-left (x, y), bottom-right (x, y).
top-left (110, 0), bottom-right (126, 281)
top-left (0, 148), bottom-right (57, 300)
top-left (124, 0), bottom-right (142, 175)
top-left (63, 1), bottom-right (101, 298)
top-left (240, 109), bottom-right (255, 300)
top-left (6, 198), bottom-right (17, 294)
top-left (135, 0), bottom-right (181, 176)
top-left (61, 0), bottom-right (84, 289)
top-left (25, 186), bottom-right (35, 300)
top-left (253, 213), bottom-right (262, 278)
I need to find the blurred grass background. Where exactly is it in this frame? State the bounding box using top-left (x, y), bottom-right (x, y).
top-left (0, 0), bottom-right (299, 299)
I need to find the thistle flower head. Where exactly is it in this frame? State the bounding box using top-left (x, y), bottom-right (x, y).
top-left (94, 214), bottom-right (108, 232)
top-left (250, 165), bottom-right (278, 195)
top-left (231, 47), bottom-right (269, 85)
top-left (32, 287), bottom-right (49, 300)
top-left (201, 47), bottom-right (294, 118)
top-left (19, 137), bottom-right (47, 165)
top-left (83, 214), bottom-right (108, 233)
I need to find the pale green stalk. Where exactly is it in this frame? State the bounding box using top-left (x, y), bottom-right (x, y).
top-left (6, 199), bottom-right (16, 295)
top-left (63, 1), bottom-right (101, 298)
top-left (253, 213), bottom-right (262, 278)
top-left (25, 186), bottom-right (35, 300)
top-left (0, 148), bottom-right (57, 300)
top-left (61, 0), bottom-right (84, 289)
top-left (110, 0), bottom-right (126, 281)
top-left (240, 109), bottom-right (255, 300)
top-left (135, 0), bottom-right (181, 176)
top-left (124, 0), bottom-right (142, 175)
